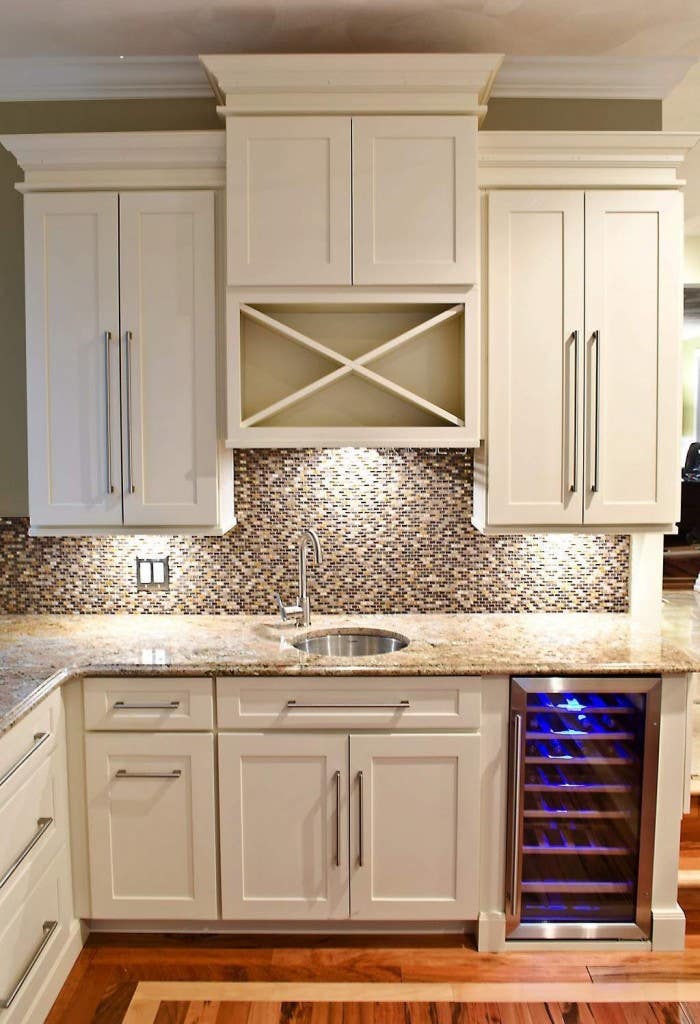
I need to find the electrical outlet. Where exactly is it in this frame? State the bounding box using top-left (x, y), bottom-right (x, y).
top-left (136, 556), bottom-right (170, 592)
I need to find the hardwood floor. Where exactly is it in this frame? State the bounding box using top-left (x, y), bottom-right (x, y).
top-left (43, 797), bottom-right (700, 1023)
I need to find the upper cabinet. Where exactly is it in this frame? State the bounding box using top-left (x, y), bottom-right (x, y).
top-left (227, 114), bottom-right (477, 287)
top-left (2, 131), bottom-right (234, 536)
top-left (227, 116), bottom-right (352, 286)
top-left (476, 186), bottom-right (682, 531)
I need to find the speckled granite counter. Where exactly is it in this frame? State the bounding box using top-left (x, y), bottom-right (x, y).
top-left (0, 610), bottom-right (698, 735)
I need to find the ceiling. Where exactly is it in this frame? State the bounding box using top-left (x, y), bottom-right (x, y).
top-left (0, 0), bottom-right (699, 57)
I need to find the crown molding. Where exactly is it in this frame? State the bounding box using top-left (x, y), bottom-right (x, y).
top-left (200, 53), bottom-right (504, 118)
top-left (0, 57), bottom-right (212, 101)
top-left (478, 130), bottom-right (700, 188)
top-left (0, 130), bottom-right (225, 190)
top-left (491, 56), bottom-right (695, 101)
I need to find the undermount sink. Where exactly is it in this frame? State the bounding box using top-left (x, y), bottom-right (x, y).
top-left (291, 629), bottom-right (410, 657)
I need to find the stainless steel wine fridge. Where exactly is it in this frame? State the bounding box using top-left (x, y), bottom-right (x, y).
top-left (505, 676), bottom-right (661, 940)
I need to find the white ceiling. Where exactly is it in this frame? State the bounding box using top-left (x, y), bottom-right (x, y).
top-left (0, 0), bottom-right (699, 58)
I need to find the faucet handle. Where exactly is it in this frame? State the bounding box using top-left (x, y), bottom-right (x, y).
top-left (274, 592), bottom-right (302, 624)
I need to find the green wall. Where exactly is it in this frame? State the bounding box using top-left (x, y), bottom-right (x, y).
top-left (0, 95), bottom-right (661, 516)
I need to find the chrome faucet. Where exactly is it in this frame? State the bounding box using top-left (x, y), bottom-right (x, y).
top-left (274, 528), bottom-right (323, 627)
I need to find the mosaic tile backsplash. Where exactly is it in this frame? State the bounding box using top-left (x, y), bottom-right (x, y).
top-left (0, 449), bottom-right (629, 614)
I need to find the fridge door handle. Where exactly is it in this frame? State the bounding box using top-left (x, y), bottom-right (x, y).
top-left (508, 711), bottom-right (523, 915)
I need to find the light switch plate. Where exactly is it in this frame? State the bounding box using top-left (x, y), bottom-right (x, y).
top-left (136, 556), bottom-right (170, 592)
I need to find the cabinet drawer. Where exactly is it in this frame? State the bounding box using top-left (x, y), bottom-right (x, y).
top-left (0, 693), bottom-right (60, 791)
top-left (84, 677), bottom-right (214, 731)
top-left (0, 753), bottom-right (65, 898)
top-left (0, 843), bottom-right (72, 1023)
top-left (217, 677), bottom-right (481, 730)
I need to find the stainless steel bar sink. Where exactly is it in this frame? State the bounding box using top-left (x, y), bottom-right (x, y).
top-left (291, 629), bottom-right (409, 657)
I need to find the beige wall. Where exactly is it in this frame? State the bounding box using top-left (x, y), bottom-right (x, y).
top-left (0, 95), bottom-right (661, 516)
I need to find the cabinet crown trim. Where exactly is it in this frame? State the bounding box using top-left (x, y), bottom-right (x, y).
top-left (0, 131), bottom-right (225, 191)
top-left (478, 130), bottom-right (700, 188)
top-left (200, 53), bottom-right (504, 117)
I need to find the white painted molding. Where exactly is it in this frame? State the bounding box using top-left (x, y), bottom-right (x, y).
top-left (492, 56), bottom-right (695, 101)
top-left (0, 57), bottom-right (212, 101)
top-left (478, 130), bottom-right (700, 188)
top-left (200, 53), bottom-right (504, 117)
top-left (0, 130), bottom-right (225, 191)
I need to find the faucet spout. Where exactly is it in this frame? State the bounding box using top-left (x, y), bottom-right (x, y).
top-left (274, 528), bottom-right (322, 628)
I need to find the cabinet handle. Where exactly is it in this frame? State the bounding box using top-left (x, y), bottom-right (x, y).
top-left (0, 920), bottom-right (58, 1009)
top-left (357, 770), bottom-right (364, 867)
top-left (334, 770), bottom-right (341, 868)
top-left (124, 330), bottom-right (135, 494)
top-left (569, 330), bottom-right (579, 494)
top-left (591, 329), bottom-right (601, 493)
top-left (507, 712), bottom-right (523, 916)
top-left (104, 331), bottom-right (114, 494)
top-left (113, 700), bottom-right (180, 711)
top-left (287, 700), bottom-right (410, 711)
top-left (0, 732), bottom-right (50, 791)
top-left (115, 769), bottom-right (182, 780)
top-left (0, 818), bottom-right (53, 893)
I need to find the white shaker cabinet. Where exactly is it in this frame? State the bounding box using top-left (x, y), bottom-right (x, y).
top-left (218, 733), bottom-right (350, 920)
top-left (583, 191), bottom-right (682, 525)
top-left (349, 733), bottom-right (480, 920)
top-left (352, 116), bottom-right (477, 285)
top-left (23, 189), bottom-right (232, 534)
top-left (85, 732), bottom-right (218, 919)
top-left (24, 193), bottom-right (122, 528)
top-left (479, 188), bottom-right (682, 530)
top-left (225, 115), bottom-right (477, 287)
top-left (226, 117), bottom-right (352, 286)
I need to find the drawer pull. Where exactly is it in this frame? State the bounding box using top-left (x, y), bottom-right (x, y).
top-left (358, 770), bottom-right (364, 867)
top-left (113, 701), bottom-right (181, 711)
top-left (0, 920), bottom-right (57, 1009)
top-left (334, 770), bottom-right (341, 868)
top-left (115, 769), bottom-right (182, 780)
top-left (0, 733), bottom-right (50, 790)
top-left (286, 700), bottom-right (410, 711)
top-left (0, 817), bottom-right (53, 892)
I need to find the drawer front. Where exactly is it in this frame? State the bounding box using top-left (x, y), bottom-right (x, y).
top-left (0, 843), bottom-right (73, 1022)
top-left (217, 677), bottom-right (481, 730)
top-left (0, 753), bottom-right (65, 898)
top-left (84, 677), bottom-right (214, 731)
top-left (0, 692), bottom-right (60, 793)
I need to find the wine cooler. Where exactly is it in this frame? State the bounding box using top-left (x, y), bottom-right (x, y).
top-left (505, 676), bottom-right (661, 940)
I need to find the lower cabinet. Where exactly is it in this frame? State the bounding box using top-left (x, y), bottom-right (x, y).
top-left (218, 731), bottom-right (480, 921)
top-left (85, 732), bottom-right (218, 919)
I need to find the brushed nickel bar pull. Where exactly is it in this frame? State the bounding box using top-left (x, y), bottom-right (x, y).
top-left (569, 330), bottom-right (579, 494)
top-left (508, 712), bottom-right (523, 916)
top-left (0, 818), bottom-right (53, 892)
top-left (104, 331), bottom-right (114, 494)
top-left (0, 921), bottom-right (58, 1009)
top-left (113, 701), bottom-right (180, 711)
top-left (358, 770), bottom-right (364, 867)
top-left (334, 770), bottom-right (341, 868)
top-left (115, 769), bottom-right (182, 780)
top-left (124, 330), bottom-right (135, 494)
top-left (591, 329), bottom-right (601, 493)
top-left (287, 700), bottom-right (410, 710)
top-left (0, 732), bottom-right (50, 790)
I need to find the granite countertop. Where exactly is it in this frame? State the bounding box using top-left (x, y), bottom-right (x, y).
top-left (1, 608), bottom-right (699, 735)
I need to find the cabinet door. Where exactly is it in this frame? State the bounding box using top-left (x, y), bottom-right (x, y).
top-left (85, 732), bottom-right (217, 919)
top-left (584, 191), bottom-right (682, 525)
top-left (119, 191), bottom-right (219, 527)
top-left (219, 733), bottom-right (349, 920)
top-left (349, 733), bottom-right (480, 920)
top-left (352, 116), bottom-right (477, 285)
top-left (227, 117), bottom-right (352, 285)
top-left (24, 193), bottom-right (122, 527)
top-left (487, 191), bottom-right (585, 526)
